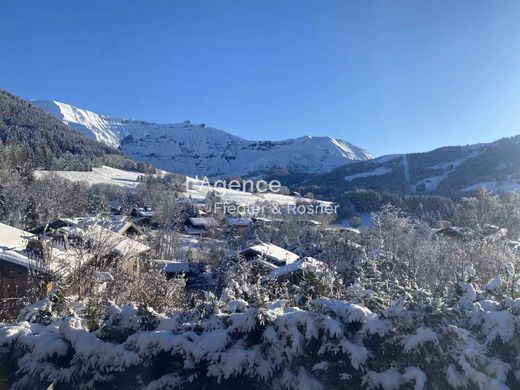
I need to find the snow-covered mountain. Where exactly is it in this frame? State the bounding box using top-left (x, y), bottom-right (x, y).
top-left (32, 100), bottom-right (372, 177)
top-left (303, 135), bottom-right (520, 194)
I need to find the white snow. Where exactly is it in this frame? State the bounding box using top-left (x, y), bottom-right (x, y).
top-left (187, 217), bottom-right (216, 228)
top-left (71, 223), bottom-right (151, 258)
top-left (182, 178), bottom-right (334, 207)
top-left (363, 368), bottom-right (402, 390)
top-left (0, 249), bottom-right (48, 272)
top-left (35, 167), bottom-right (333, 213)
top-left (461, 180), bottom-right (520, 193)
top-left (241, 243), bottom-right (300, 264)
top-left (402, 367), bottom-right (427, 390)
top-left (34, 166), bottom-right (147, 189)
top-left (225, 217), bottom-right (253, 226)
top-left (264, 257), bottom-right (325, 279)
top-left (33, 100), bottom-right (373, 177)
top-left (402, 155), bottom-right (411, 185)
top-left (0, 223), bottom-right (34, 250)
top-left (485, 276), bottom-right (503, 292)
top-left (458, 281), bottom-right (477, 307)
top-left (344, 166), bottom-right (390, 182)
top-left (413, 146), bottom-right (483, 192)
top-left (402, 327), bottom-right (438, 352)
top-left (154, 260), bottom-right (191, 274)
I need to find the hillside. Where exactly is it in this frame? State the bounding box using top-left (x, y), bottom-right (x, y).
top-left (0, 90), bottom-right (129, 171)
top-left (33, 100), bottom-right (372, 177)
top-left (298, 136), bottom-right (520, 195)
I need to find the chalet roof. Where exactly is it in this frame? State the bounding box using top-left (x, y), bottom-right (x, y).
top-left (265, 257), bottom-right (325, 280)
top-left (226, 216), bottom-right (253, 226)
top-left (0, 248), bottom-right (49, 272)
top-left (59, 217), bottom-right (85, 225)
top-left (85, 216), bottom-right (144, 236)
top-left (132, 207), bottom-right (156, 218)
top-left (0, 223), bottom-right (34, 250)
top-left (30, 217), bottom-right (85, 234)
top-left (184, 226), bottom-right (205, 235)
top-left (434, 226), bottom-right (476, 239)
top-left (188, 217), bottom-right (216, 228)
top-left (241, 242), bottom-right (299, 264)
top-left (78, 225), bottom-right (150, 257)
top-left (154, 260), bottom-right (191, 274)
top-left (47, 246), bottom-right (85, 277)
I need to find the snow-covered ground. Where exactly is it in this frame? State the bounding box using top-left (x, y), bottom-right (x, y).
top-left (413, 146), bottom-right (483, 192)
top-left (182, 177), bottom-right (334, 207)
top-left (33, 100), bottom-right (372, 177)
top-left (344, 167), bottom-right (390, 182)
top-left (35, 167), bottom-right (334, 209)
top-left (34, 166), bottom-right (147, 189)
top-left (461, 180), bottom-right (520, 193)
top-left (402, 155), bottom-right (411, 185)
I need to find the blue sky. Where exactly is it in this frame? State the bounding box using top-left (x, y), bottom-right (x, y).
top-left (1, 0), bottom-right (520, 156)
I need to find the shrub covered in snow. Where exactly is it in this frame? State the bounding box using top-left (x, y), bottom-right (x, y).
top-left (2, 265), bottom-right (520, 390)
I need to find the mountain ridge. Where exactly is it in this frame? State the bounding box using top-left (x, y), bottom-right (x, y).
top-left (0, 90), bottom-right (132, 171)
top-left (33, 100), bottom-right (372, 177)
top-left (294, 136), bottom-right (520, 195)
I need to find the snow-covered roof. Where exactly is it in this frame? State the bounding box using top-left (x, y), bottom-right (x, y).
top-left (265, 257), bottom-right (325, 280)
top-left (0, 223), bottom-right (34, 250)
top-left (47, 246), bottom-right (85, 277)
top-left (60, 217), bottom-right (85, 225)
top-left (188, 217), bottom-right (216, 228)
top-left (55, 226), bottom-right (78, 235)
top-left (434, 226), bottom-right (476, 239)
top-left (184, 226), bottom-right (206, 235)
top-left (31, 217), bottom-right (85, 235)
top-left (226, 217), bottom-right (252, 226)
top-left (79, 225), bottom-right (150, 257)
top-left (34, 166), bottom-right (148, 189)
top-left (241, 243), bottom-right (299, 264)
top-left (84, 216), bottom-right (143, 236)
top-left (154, 260), bottom-right (191, 274)
top-left (0, 248), bottom-right (49, 272)
top-left (252, 217), bottom-right (272, 223)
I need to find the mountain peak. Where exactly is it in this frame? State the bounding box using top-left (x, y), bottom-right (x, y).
top-left (33, 100), bottom-right (372, 177)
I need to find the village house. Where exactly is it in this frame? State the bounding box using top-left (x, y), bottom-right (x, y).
top-left (131, 207), bottom-right (158, 228)
top-left (29, 218), bottom-right (86, 251)
top-left (225, 216), bottom-right (253, 227)
top-left (154, 260), bottom-right (215, 290)
top-left (240, 242), bottom-right (299, 266)
top-left (262, 256), bottom-right (326, 283)
top-left (434, 226), bottom-right (476, 241)
top-left (30, 217), bottom-right (84, 235)
top-left (0, 223), bottom-right (53, 318)
top-left (85, 216), bottom-right (144, 237)
top-left (75, 224), bottom-right (151, 273)
top-left (184, 217), bottom-right (217, 235)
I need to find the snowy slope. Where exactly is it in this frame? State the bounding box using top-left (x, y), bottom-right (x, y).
top-left (34, 166), bottom-right (333, 208)
top-left (305, 136), bottom-right (520, 194)
top-left (34, 166), bottom-right (148, 189)
top-left (32, 100), bottom-right (372, 177)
